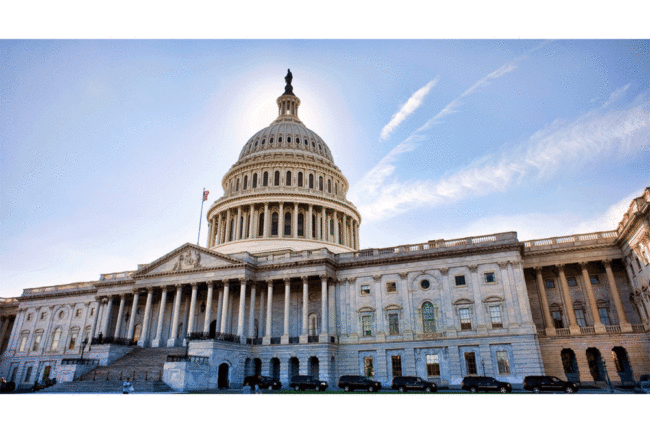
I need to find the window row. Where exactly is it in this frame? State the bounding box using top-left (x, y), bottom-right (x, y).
top-left (228, 170), bottom-right (341, 195)
top-left (549, 303), bottom-right (612, 328)
top-left (24, 306), bottom-right (94, 322)
top-left (357, 272), bottom-right (497, 296)
top-left (17, 326), bottom-right (92, 353)
top-left (246, 135), bottom-right (329, 157)
top-left (544, 274), bottom-right (601, 289)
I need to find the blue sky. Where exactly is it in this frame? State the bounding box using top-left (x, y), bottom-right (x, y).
top-left (1, 39), bottom-right (649, 297)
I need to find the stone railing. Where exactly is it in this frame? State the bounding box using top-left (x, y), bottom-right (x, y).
top-left (580, 326), bottom-right (595, 335)
top-left (523, 230), bottom-right (618, 251)
top-left (23, 283), bottom-right (95, 296)
top-left (99, 271), bottom-right (134, 281)
top-left (632, 324), bottom-right (646, 333)
top-left (537, 328), bottom-right (546, 337)
top-left (556, 328), bottom-right (571, 336)
top-left (166, 355), bottom-right (209, 366)
top-left (188, 332), bottom-right (241, 343)
top-left (61, 358), bottom-right (99, 366)
top-left (605, 325), bottom-right (622, 334)
top-left (0, 297), bottom-right (18, 304)
top-left (91, 336), bottom-right (136, 346)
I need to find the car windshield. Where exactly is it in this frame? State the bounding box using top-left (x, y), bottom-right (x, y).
top-left (551, 377), bottom-right (560, 382)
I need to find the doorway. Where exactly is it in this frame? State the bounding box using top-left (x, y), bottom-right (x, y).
top-left (217, 363), bottom-right (230, 389)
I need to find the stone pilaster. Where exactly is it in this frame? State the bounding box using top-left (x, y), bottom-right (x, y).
top-left (152, 288), bottom-right (168, 347)
top-left (203, 282), bottom-right (214, 333)
top-left (100, 297), bottom-right (113, 338)
top-left (604, 259), bottom-right (632, 332)
top-left (580, 263), bottom-right (606, 333)
top-left (139, 287), bottom-right (154, 347)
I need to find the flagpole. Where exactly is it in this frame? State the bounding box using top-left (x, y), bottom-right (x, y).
top-left (197, 188), bottom-right (205, 245)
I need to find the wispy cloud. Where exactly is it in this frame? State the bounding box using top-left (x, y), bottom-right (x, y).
top-left (353, 90), bottom-right (649, 222)
top-left (602, 83), bottom-right (630, 108)
top-left (379, 78), bottom-right (439, 141)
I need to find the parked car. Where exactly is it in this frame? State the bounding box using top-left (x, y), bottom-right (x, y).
top-left (0, 380), bottom-right (16, 394)
top-left (391, 376), bottom-right (438, 393)
top-left (243, 375), bottom-right (282, 390)
top-left (635, 374), bottom-right (650, 394)
top-left (461, 376), bottom-right (512, 393)
top-left (290, 375), bottom-right (328, 391)
top-left (338, 375), bottom-right (382, 392)
top-left (523, 375), bottom-right (578, 393)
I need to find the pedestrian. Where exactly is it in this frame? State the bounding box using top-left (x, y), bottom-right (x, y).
top-left (123, 378), bottom-right (133, 394)
top-left (242, 381), bottom-right (251, 394)
top-left (254, 382), bottom-right (261, 394)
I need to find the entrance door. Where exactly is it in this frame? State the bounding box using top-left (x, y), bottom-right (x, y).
top-left (42, 366), bottom-right (51, 381)
top-left (586, 348), bottom-right (604, 381)
top-left (218, 363), bottom-right (229, 389)
top-left (561, 349), bottom-right (580, 382)
top-left (612, 347), bottom-right (634, 384)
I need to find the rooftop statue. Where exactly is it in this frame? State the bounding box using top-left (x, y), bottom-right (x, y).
top-left (283, 68), bottom-right (294, 95)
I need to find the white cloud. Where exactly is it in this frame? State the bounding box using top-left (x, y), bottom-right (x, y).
top-left (379, 78), bottom-right (439, 141)
top-left (602, 83), bottom-right (630, 108)
top-left (353, 94), bottom-right (650, 222)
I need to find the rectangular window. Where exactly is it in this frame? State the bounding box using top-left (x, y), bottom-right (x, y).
top-left (552, 311), bottom-right (564, 328)
top-left (484, 272), bottom-right (496, 283)
top-left (364, 356), bottom-right (374, 378)
top-left (544, 279), bottom-right (555, 289)
top-left (590, 275), bottom-right (600, 285)
top-left (496, 350), bottom-right (511, 375)
top-left (360, 285), bottom-right (370, 295)
top-left (24, 366), bottom-right (33, 383)
top-left (598, 307), bottom-right (611, 326)
top-left (426, 354), bottom-right (441, 376)
top-left (68, 331), bottom-right (78, 350)
top-left (575, 309), bottom-right (586, 327)
top-left (361, 315), bottom-right (372, 336)
top-left (40, 312), bottom-right (46, 320)
top-left (567, 277), bottom-right (578, 287)
top-left (388, 313), bottom-right (399, 335)
top-left (459, 308), bottom-right (472, 330)
top-left (386, 282), bottom-right (397, 293)
top-left (391, 355), bottom-right (402, 377)
top-left (489, 305), bottom-right (503, 328)
top-left (32, 333), bottom-right (42, 351)
top-left (18, 336), bottom-right (28, 352)
top-left (464, 352), bottom-right (477, 375)
top-left (455, 275), bottom-right (466, 286)
top-left (90, 308), bottom-right (95, 316)
top-left (26, 313), bottom-right (33, 321)
top-left (75, 309), bottom-right (82, 317)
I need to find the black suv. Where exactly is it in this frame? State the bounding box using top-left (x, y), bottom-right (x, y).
top-left (244, 375), bottom-right (282, 390)
top-left (290, 375), bottom-right (328, 391)
top-left (461, 376), bottom-right (512, 393)
top-left (338, 375), bottom-right (382, 392)
top-left (523, 376), bottom-right (578, 393)
top-left (392, 376), bottom-right (438, 393)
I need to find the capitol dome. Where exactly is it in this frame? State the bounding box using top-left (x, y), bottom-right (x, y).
top-left (206, 70), bottom-right (361, 255)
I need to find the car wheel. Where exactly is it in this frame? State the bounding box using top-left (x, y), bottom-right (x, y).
top-left (368, 385), bottom-right (375, 392)
top-left (565, 387), bottom-right (575, 394)
top-left (470, 387), bottom-right (477, 393)
top-left (294, 385), bottom-right (300, 392)
top-left (425, 386), bottom-right (433, 393)
top-left (533, 387), bottom-right (541, 394)
top-left (398, 386), bottom-right (406, 393)
top-left (499, 387), bottom-right (508, 393)
top-left (344, 385), bottom-right (351, 392)
top-left (315, 385), bottom-right (321, 391)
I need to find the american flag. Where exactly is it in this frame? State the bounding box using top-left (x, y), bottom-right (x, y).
top-left (203, 190), bottom-right (209, 201)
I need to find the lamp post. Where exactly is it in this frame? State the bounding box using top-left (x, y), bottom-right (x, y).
top-left (79, 338), bottom-right (89, 361)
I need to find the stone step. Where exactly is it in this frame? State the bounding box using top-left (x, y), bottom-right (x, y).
top-left (38, 380), bottom-right (175, 394)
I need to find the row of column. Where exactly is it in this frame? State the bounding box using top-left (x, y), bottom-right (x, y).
top-left (207, 202), bottom-right (359, 250)
top-left (94, 276), bottom-right (333, 348)
top-left (533, 260), bottom-right (631, 335)
top-left (0, 314), bottom-right (15, 353)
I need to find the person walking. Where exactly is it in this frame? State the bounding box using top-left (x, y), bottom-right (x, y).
top-left (123, 378), bottom-right (133, 394)
top-left (242, 381), bottom-right (251, 394)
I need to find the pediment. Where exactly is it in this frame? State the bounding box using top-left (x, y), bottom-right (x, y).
top-left (133, 243), bottom-right (241, 277)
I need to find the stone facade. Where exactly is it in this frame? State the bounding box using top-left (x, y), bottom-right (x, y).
top-left (1, 75), bottom-right (648, 392)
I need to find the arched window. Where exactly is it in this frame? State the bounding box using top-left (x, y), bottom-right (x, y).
top-left (274, 171), bottom-right (280, 186)
top-left (312, 215), bottom-right (317, 239)
top-left (286, 170), bottom-right (292, 186)
top-left (422, 302), bottom-right (437, 333)
top-left (243, 175), bottom-right (248, 190)
top-left (271, 213), bottom-right (279, 236)
top-left (298, 213), bottom-right (304, 236)
top-left (284, 212), bottom-right (292, 236)
top-left (68, 327), bottom-right (79, 350)
top-left (330, 219), bottom-right (334, 237)
top-left (263, 172), bottom-right (269, 187)
top-left (50, 327), bottom-right (62, 350)
top-left (309, 174), bottom-right (314, 188)
top-left (253, 173), bottom-right (258, 188)
top-left (298, 172), bottom-right (303, 187)
top-left (32, 330), bottom-right (43, 350)
top-left (235, 178), bottom-right (239, 191)
top-left (327, 179), bottom-right (331, 193)
top-left (18, 331), bottom-right (29, 352)
top-left (258, 212), bottom-right (265, 236)
top-left (319, 176), bottom-right (323, 191)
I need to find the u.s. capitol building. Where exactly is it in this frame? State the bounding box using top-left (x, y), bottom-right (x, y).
top-left (1, 73), bottom-right (648, 392)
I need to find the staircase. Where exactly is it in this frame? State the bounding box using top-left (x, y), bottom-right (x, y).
top-left (40, 347), bottom-right (187, 393)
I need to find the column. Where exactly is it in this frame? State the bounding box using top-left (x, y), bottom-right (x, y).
top-left (216, 214), bottom-right (222, 245)
top-left (258, 289), bottom-right (266, 338)
top-left (153, 288), bottom-right (168, 347)
top-left (300, 276), bottom-right (309, 343)
top-left (293, 203), bottom-right (299, 238)
top-left (237, 279), bottom-right (247, 341)
top-left (249, 204), bottom-right (255, 239)
top-left (139, 287), bottom-right (154, 346)
top-left (126, 291), bottom-right (140, 340)
top-left (225, 208), bottom-right (232, 242)
top-left (264, 280), bottom-right (274, 344)
top-left (207, 218), bottom-right (214, 248)
top-left (235, 206), bottom-right (242, 240)
top-left (580, 263), bottom-right (606, 333)
top-left (534, 267), bottom-right (556, 336)
top-left (328, 279), bottom-right (336, 336)
top-left (263, 202), bottom-right (270, 238)
top-left (183, 283), bottom-right (197, 340)
top-left (604, 259), bottom-right (632, 332)
top-left (100, 297), bottom-right (113, 338)
top-left (167, 285), bottom-right (183, 347)
top-left (321, 207), bottom-right (326, 241)
top-left (278, 202), bottom-right (284, 238)
top-left (557, 264), bottom-right (579, 334)
top-left (203, 282), bottom-right (214, 333)
top-left (88, 302), bottom-right (100, 343)
top-left (216, 287), bottom-right (224, 332)
top-left (220, 280), bottom-right (230, 333)
top-left (343, 215), bottom-right (348, 246)
top-left (248, 283), bottom-right (257, 339)
top-left (113, 295), bottom-right (126, 338)
top-left (319, 275), bottom-right (328, 342)
top-left (308, 205), bottom-right (313, 239)
top-left (282, 278), bottom-right (291, 343)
